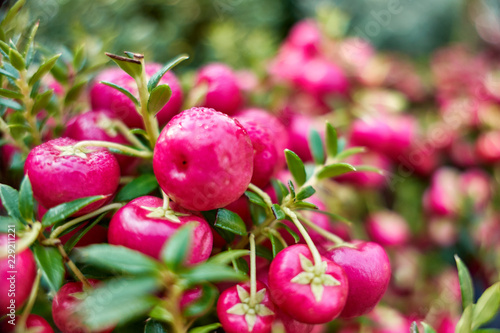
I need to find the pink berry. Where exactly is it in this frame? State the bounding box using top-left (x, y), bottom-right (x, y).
top-left (63, 110), bottom-right (140, 175)
top-left (460, 168), bottom-right (492, 212)
top-left (236, 119), bottom-right (278, 188)
top-left (285, 20), bottom-right (322, 57)
top-left (476, 131), bottom-right (500, 164)
top-left (1, 314), bottom-right (54, 333)
top-left (297, 57), bottom-right (350, 97)
top-left (195, 63), bottom-right (243, 115)
top-left (322, 241), bottom-right (391, 319)
top-left (235, 108), bottom-right (289, 173)
top-left (90, 64), bottom-right (183, 128)
top-left (272, 308), bottom-right (315, 333)
top-left (423, 168), bottom-right (461, 217)
top-left (268, 244), bottom-right (348, 324)
top-left (108, 196), bottom-right (213, 264)
top-left (366, 211), bottom-right (410, 247)
top-left (0, 234), bottom-right (37, 316)
top-left (153, 107), bottom-right (253, 211)
top-left (217, 281), bottom-right (276, 333)
top-left (368, 306), bottom-right (411, 333)
top-left (24, 138), bottom-right (120, 216)
top-left (52, 280), bottom-right (113, 333)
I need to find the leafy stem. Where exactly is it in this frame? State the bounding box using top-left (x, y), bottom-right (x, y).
top-left (73, 140), bottom-right (153, 159)
top-left (135, 56), bottom-right (160, 148)
top-left (17, 69), bottom-right (42, 145)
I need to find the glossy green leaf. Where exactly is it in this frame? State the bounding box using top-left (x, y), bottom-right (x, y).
top-left (255, 245), bottom-right (273, 261)
top-left (0, 88), bottom-right (22, 99)
top-left (147, 54), bottom-right (189, 92)
top-left (269, 233), bottom-right (285, 257)
top-left (285, 149), bottom-right (306, 186)
top-left (9, 48), bottom-right (25, 71)
top-left (325, 122), bottom-right (338, 157)
top-left (214, 209), bottom-right (247, 236)
top-left (42, 195), bottom-right (104, 227)
top-left (472, 282), bottom-right (500, 329)
top-left (115, 174), bottom-right (158, 202)
top-left (288, 180), bottom-right (296, 198)
top-left (180, 263), bottom-right (247, 286)
top-left (33, 243), bottom-right (65, 294)
top-left (148, 84), bottom-right (172, 115)
top-left (0, 68), bottom-right (18, 80)
top-left (335, 146), bottom-right (366, 160)
top-left (208, 249), bottom-right (250, 265)
top-left (295, 186), bottom-right (316, 201)
top-left (270, 179), bottom-right (288, 204)
top-left (0, 216), bottom-right (24, 232)
top-left (189, 323), bottom-right (222, 333)
top-left (309, 129), bottom-right (325, 165)
top-left (19, 20), bottom-right (39, 57)
top-left (317, 163), bottom-right (356, 179)
top-left (271, 204), bottom-right (285, 220)
top-left (161, 223), bottom-right (194, 271)
top-left (100, 81), bottom-right (139, 105)
top-left (144, 320), bottom-right (168, 333)
top-left (64, 213), bottom-right (106, 253)
top-left (0, 184), bottom-right (22, 222)
top-left (277, 222), bottom-right (300, 243)
top-left (32, 89), bottom-right (54, 114)
top-left (28, 54), bottom-right (61, 86)
top-left (64, 81), bottom-right (87, 106)
top-left (0, 98), bottom-right (22, 110)
top-left (455, 255), bottom-right (474, 310)
top-left (106, 52), bottom-right (142, 79)
top-left (18, 176), bottom-right (34, 222)
top-left (183, 284), bottom-right (218, 318)
top-left (293, 201), bottom-right (318, 210)
top-left (73, 244), bottom-right (159, 275)
top-left (244, 191), bottom-right (267, 209)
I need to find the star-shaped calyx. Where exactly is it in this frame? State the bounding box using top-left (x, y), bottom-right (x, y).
top-left (55, 145), bottom-right (94, 159)
top-left (226, 285), bottom-right (274, 332)
top-left (141, 206), bottom-right (189, 223)
top-left (291, 254), bottom-right (340, 302)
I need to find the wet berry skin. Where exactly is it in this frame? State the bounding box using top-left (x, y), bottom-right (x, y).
top-left (153, 107), bottom-right (253, 211)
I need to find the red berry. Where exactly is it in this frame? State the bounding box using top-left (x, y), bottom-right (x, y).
top-left (153, 107), bottom-right (253, 211)
top-left (90, 64), bottom-right (183, 128)
top-left (0, 234), bottom-right (37, 316)
top-left (272, 308), bottom-right (314, 333)
top-left (268, 244), bottom-right (348, 324)
top-left (24, 138), bottom-right (120, 216)
top-left (63, 111), bottom-right (139, 175)
top-left (366, 211), bottom-right (410, 247)
top-left (476, 131), bottom-right (500, 164)
top-left (108, 196), bottom-right (213, 264)
top-left (195, 63), bottom-right (243, 115)
top-left (322, 241), bottom-right (391, 319)
top-left (52, 280), bottom-right (113, 333)
top-left (217, 281), bottom-right (276, 333)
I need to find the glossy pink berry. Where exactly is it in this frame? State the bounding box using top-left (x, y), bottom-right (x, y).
top-left (52, 280), bottom-right (113, 333)
top-left (366, 211), bottom-right (410, 247)
top-left (217, 281), bottom-right (276, 333)
top-left (195, 63), bottom-right (243, 115)
top-left (476, 131), bottom-right (500, 164)
top-left (297, 57), bottom-right (350, 97)
top-left (0, 234), bottom-right (37, 316)
top-left (285, 20), bottom-right (322, 57)
top-left (322, 241), bottom-right (391, 319)
top-left (63, 110), bottom-right (139, 175)
top-left (268, 244), bottom-right (348, 324)
top-left (90, 64), bottom-right (183, 128)
top-left (108, 196), bottom-right (213, 264)
top-left (24, 138), bottom-right (120, 216)
top-left (423, 168), bottom-right (461, 217)
top-left (153, 107), bottom-right (253, 211)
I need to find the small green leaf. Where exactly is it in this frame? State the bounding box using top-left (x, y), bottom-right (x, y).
top-left (232, 257), bottom-right (249, 274)
top-left (208, 249), bottom-right (250, 265)
top-left (255, 245), bottom-right (273, 261)
top-left (41, 195), bottom-right (104, 227)
top-left (180, 263), bottom-right (247, 286)
top-left (472, 282), bottom-right (500, 329)
top-left (269, 233), bottom-right (285, 257)
top-left (271, 204), bottom-right (285, 220)
top-left (277, 222), bottom-right (300, 243)
top-left (73, 244), bottom-right (159, 275)
top-left (421, 322), bottom-right (437, 333)
top-left (144, 319), bottom-right (168, 333)
top-left (0, 88), bottom-right (23, 99)
top-left (288, 180), bottom-right (296, 198)
top-left (115, 174), bottom-right (158, 202)
top-left (270, 179), bottom-right (288, 204)
top-left (0, 184), bottom-right (22, 222)
top-left (100, 81), bottom-right (139, 105)
top-left (309, 129), bottom-right (325, 165)
top-left (1, 0), bottom-right (26, 29)
top-left (183, 284), bottom-right (218, 318)
top-left (317, 163), bottom-right (357, 179)
top-left (63, 213), bottom-right (106, 253)
top-left (33, 243), bottom-right (65, 294)
top-left (0, 216), bottom-right (24, 232)
top-left (214, 209), bottom-right (247, 236)
top-left (19, 20), bottom-right (39, 57)
top-left (28, 54), bottom-right (61, 86)
top-left (189, 323), bottom-right (222, 333)
top-left (73, 44), bottom-right (86, 71)
top-left (105, 52), bottom-right (142, 79)
top-left (455, 255), bottom-right (474, 310)
top-left (147, 84), bottom-right (172, 115)
top-left (455, 304), bottom-right (473, 333)
top-left (354, 165), bottom-right (384, 174)
top-left (335, 146), bottom-right (366, 160)
top-left (64, 81), bottom-right (87, 106)
top-left (325, 122), bottom-right (338, 157)
top-left (285, 149), bottom-right (306, 186)
top-left (161, 223), bottom-right (194, 271)
top-left (295, 186), bottom-right (316, 201)
top-left (147, 54), bottom-right (189, 92)
top-left (244, 191), bottom-right (267, 209)
top-left (293, 201), bottom-right (318, 210)
top-left (0, 68), bottom-right (18, 80)
top-left (32, 89), bottom-right (54, 114)
top-left (18, 176), bottom-right (34, 222)
top-left (9, 48), bottom-right (25, 71)
top-left (0, 98), bottom-right (23, 110)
